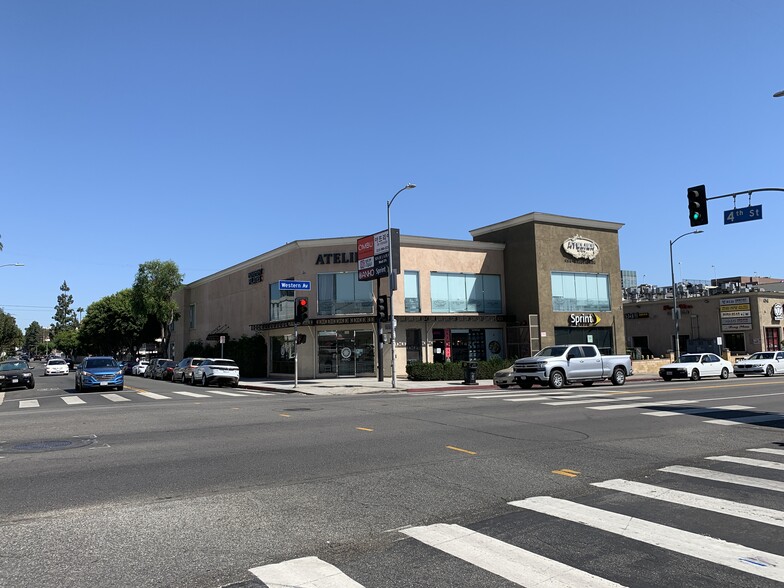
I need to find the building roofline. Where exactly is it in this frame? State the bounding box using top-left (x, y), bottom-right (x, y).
top-left (470, 212), bottom-right (624, 238)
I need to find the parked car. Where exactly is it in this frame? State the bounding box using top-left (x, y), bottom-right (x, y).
top-left (659, 353), bottom-right (733, 381)
top-left (146, 358), bottom-right (173, 379)
top-left (122, 360), bottom-right (138, 375)
top-left (153, 359), bottom-right (176, 380)
top-left (75, 356), bottom-right (124, 392)
top-left (513, 344), bottom-right (632, 389)
top-left (44, 358), bottom-right (70, 376)
top-left (172, 357), bottom-right (206, 384)
top-left (0, 359), bottom-right (35, 391)
top-left (193, 358), bottom-right (241, 387)
top-left (132, 359), bottom-right (150, 376)
top-left (733, 351), bottom-right (784, 377)
top-left (493, 366), bottom-right (516, 388)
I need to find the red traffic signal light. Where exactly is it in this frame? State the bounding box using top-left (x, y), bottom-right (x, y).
top-left (687, 185), bottom-right (708, 227)
top-left (295, 297), bottom-right (309, 324)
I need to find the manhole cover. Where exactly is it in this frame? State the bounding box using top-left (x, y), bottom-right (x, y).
top-left (0, 436), bottom-right (97, 454)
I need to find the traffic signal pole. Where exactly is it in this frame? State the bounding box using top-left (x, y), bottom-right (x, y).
top-left (376, 278), bottom-right (384, 382)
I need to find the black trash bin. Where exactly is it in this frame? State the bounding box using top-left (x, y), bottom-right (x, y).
top-left (462, 361), bottom-right (478, 385)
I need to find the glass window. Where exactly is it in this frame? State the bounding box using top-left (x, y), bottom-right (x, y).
top-left (317, 272), bottom-right (373, 316)
top-left (551, 272), bottom-right (611, 312)
top-left (404, 271), bottom-right (420, 312)
top-left (188, 304), bottom-right (195, 329)
top-left (430, 273), bottom-right (502, 314)
top-left (270, 282), bottom-right (295, 321)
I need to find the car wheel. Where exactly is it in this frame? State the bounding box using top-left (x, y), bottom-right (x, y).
top-left (75, 378), bottom-right (80, 392)
top-left (548, 370), bottom-right (565, 389)
top-left (26, 381), bottom-right (35, 389)
top-left (720, 367), bottom-right (730, 380)
top-left (611, 367), bottom-right (626, 386)
top-left (690, 368), bottom-right (700, 381)
top-left (581, 381), bottom-right (594, 387)
top-left (662, 375), bottom-right (672, 382)
top-left (186, 375), bottom-right (192, 385)
top-left (117, 385), bottom-right (124, 391)
top-left (497, 383), bottom-right (510, 389)
top-left (765, 365), bottom-right (774, 377)
top-left (231, 381), bottom-right (239, 388)
top-left (518, 380), bottom-right (534, 389)
top-left (201, 374), bottom-right (208, 387)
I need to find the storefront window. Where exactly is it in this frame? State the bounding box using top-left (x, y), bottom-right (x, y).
top-left (551, 272), bottom-right (611, 312)
top-left (317, 272), bottom-right (373, 316)
top-left (404, 271), bottom-right (420, 312)
top-left (270, 283), bottom-right (295, 321)
top-left (270, 335), bottom-right (295, 374)
top-left (430, 273), bottom-right (501, 313)
top-left (188, 304), bottom-right (195, 329)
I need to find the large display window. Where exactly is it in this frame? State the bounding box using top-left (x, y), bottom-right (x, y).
top-left (551, 272), bottom-right (611, 312)
top-left (317, 272), bottom-right (373, 316)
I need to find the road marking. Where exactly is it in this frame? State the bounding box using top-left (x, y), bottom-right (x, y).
top-left (504, 396), bottom-right (550, 402)
top-left (280, 413), bottom-right (291, 418)
top-left (641, 405), bottom-right (754, 417)
top-left (234, 390), bottom-right (274, 396)
top-left (206, 390), bottom-right (246, 397)
top-left (137, 391), bottom-right (171, 400)
top-left (706, 455), bottom-right (784, 471)
top-left (355, 427), bottom-right (374, 432)
top-left (748, 448), bottom-right (784, 456)
top-left (101, 393), bottom-right (130, 402)
top-left (62, 396), bottom-right (86, 405)
top-left (588, 399), bottom-right (695, 411)
top-left (704, 414), bottom-right (784, 426)
top-left (402, 523), bottom-right (626, 587)
top-left (543, 396), bottom-right (650, 406)
top-left (19, 399), bottom-right (39, 408)
top-left (250, 555), bottom-right (365, 587)
top-left (552, 469), bottom-right (580, 477)
top-left (171, 391), bottom-right (211, 398)
top-left (510, 496), bottom-right (784, 582)
top-left (0, 392), bottom-right (4, 406)
top-left (469, 392), bottom-right (545, 399)
top-left (446, 445), bottom-right (477, 455)
top-left (593, 478), bottom-right (784, 527)
top-left (660, 465), bottom-right (784, 493)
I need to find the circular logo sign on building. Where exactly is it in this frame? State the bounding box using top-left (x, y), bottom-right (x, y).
top-left (773, 303), bottom-right (783, 321)
top-left (563, 235), bottom-right (599, 260)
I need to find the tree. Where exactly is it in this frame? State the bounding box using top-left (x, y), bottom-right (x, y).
top-left (24, 321), bottom-right (43, 352)
top-left (131, 261), bottom-right (183, 357)
top-left (51, 281), bottom-right (78, 336)
top-left (0, 309), bottom-right (23, 355)
top-left (52, 328), bottom-right (80, 358)
top-left (79, 289), bottom-right (146, 356)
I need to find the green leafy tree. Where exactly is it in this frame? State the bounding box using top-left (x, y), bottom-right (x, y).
top-left (80, 289), bottom-right (146, 356)
top-left (51, 281), bottom-right (78, 336)
top-left (131, 260), bottom-right (183, 357)
top-left (24, 321), bottom-right (43, 352)
top-left (52, 328), bottom-right (80, 358)
top-left (0, 309), bottom-right (23, 355)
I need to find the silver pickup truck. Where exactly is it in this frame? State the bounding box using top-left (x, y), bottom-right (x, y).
top-left (513, 344), bottom-right (633, 389)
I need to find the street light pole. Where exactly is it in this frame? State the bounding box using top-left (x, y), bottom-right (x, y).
top-left (669, 230), bottom-right (702, 359)
top-left (387, 183), bottom-right (416, 388)
top-left (0, 263), bottom-right (24, 268)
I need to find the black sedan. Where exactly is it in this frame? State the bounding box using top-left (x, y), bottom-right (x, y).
top-left (0, 359), bottom-right (35, 391)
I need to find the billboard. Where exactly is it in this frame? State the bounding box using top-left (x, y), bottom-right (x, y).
top-left (357, 228), bottom-right (400, 281)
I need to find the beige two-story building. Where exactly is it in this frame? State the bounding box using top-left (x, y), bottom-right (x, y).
top-left (172, 212), bottom-right (626, 379)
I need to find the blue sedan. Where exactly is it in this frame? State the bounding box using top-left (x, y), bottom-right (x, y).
top-left (75, 356), bottom-right (124, 392)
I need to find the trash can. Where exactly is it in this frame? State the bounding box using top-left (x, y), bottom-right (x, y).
top-left (462, 361), bottom-right (478, 385)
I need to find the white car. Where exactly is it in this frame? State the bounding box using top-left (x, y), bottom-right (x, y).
top-left (44, 358), bottom-right (70, 376)
top-left (193, 358), bottom-right (240, 387)
top-left (132, 359), bottom-right (150, 376)
top-left (659, 353), bottom-right (733, 381)
top-left (733, 351), bottom-right (784, 377)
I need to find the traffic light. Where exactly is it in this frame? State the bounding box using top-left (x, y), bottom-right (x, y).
top-left (377, 295), bottom-right (389, 322)
top-left (296, 333), bottom-right (307, 345)
top-left (294, 297), bottom-right (309, 324)
top-left (687, 185), bottom-right (708, 227)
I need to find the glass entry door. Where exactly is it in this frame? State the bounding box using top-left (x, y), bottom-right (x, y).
top-left (318, 330), bottom-right (375, 377)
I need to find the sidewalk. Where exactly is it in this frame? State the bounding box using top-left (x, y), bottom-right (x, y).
top-left (238, 373), bottom-right (660, 396)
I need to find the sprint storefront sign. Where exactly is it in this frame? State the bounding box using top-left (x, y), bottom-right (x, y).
top-left (720, 297), bottom-right (752, 331)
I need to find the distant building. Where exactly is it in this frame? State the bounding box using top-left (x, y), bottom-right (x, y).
top-left (621, 270), bottom-right (637, 289)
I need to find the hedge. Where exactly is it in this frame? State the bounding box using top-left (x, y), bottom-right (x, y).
top-left (405, 357), bottom-right (514, 381)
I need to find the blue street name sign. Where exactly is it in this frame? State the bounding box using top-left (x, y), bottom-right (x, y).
top-left (279, 280), bottom-right (311, 291)
top-left (724, 205), bottom-right (762, 225)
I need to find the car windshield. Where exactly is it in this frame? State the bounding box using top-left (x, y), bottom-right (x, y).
top-left (84, 358), bottom-right (117, 369)
top-left (0, 361), bottom-right (26, 371)
top-left (748, 352), bottom-right (774, 360)
top-left (48, 359), bottom-right (66, 365)
top-left (535, 346), bottom-right (569, 357)
top-left (678, 355), bottom-right (701, 363)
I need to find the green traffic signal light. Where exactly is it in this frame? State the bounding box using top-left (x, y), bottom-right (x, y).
top-left (687, 185), bottom-right (708, 227)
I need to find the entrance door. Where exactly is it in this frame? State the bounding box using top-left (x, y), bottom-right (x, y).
top-left (337, 331), bottom-right (356, 377)
top-left (320, 330), bottom-right (376, 378)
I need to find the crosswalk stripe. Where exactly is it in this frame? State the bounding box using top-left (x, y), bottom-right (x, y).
top-left (748, 448), bottom-right (784, 456)
top-left (703, 414), bottom-right (784, 426)
top-left (706, 455), bottom-right (784, 471)
top-left (207, 390), bottom-right (246, 397)
top-left (510, 496), bottom-right (784, 582)
top-left (504, 396), bottom-right (550, 402)
top-left (19, 399), bottom-right (39, 408)
top-left (544, 396), bottom-right (650, 406)
top-left (660, 465), bottom-right (784, 493)
top-left (588, 399), bottom-right (695, 411)
top-left (137, 391), bottom-right (171, 400)
top-left (101, 393), bottom-right (130, 402)
top-left (234, 390), bottom-right (274, 396)
top-left (249, 555), bottom-right (365, 587)
top-left (641, 405), bottom-right (754, 417)
top-left (0, 392), bottom-right (4, 406)
top-left (171, 391), bottom-right (210, 398)
top-left (469, 393), bottom-right (542, 399)
top-left (402, 523), bottom-right (626, 587)
top-left (62, 396), bottom-right (86, 405)
top-left (592, 478), bottom-right (784, 527)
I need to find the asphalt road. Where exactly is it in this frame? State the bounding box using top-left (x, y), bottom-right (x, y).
top-left (0, 365), bottom-right (782, 587)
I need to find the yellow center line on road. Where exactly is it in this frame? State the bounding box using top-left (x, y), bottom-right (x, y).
top-left (446, 445), bottom-right (477, 455)
top-left (552, 469), bottom-right (580, 477)
top-left (280, 413), bottom-right (291, 418)
top-left (356, 427), bottom-right (374, 432)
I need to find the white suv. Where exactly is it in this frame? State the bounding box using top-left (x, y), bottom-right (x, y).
top-left (193, 358), bottom-right (240, 388)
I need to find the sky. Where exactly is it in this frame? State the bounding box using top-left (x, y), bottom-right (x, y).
top-left (1, 1), bottom-right (783, 331)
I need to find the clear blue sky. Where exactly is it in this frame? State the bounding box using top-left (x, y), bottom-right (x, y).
top-left (1, 1), bottom-right (782, 331)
